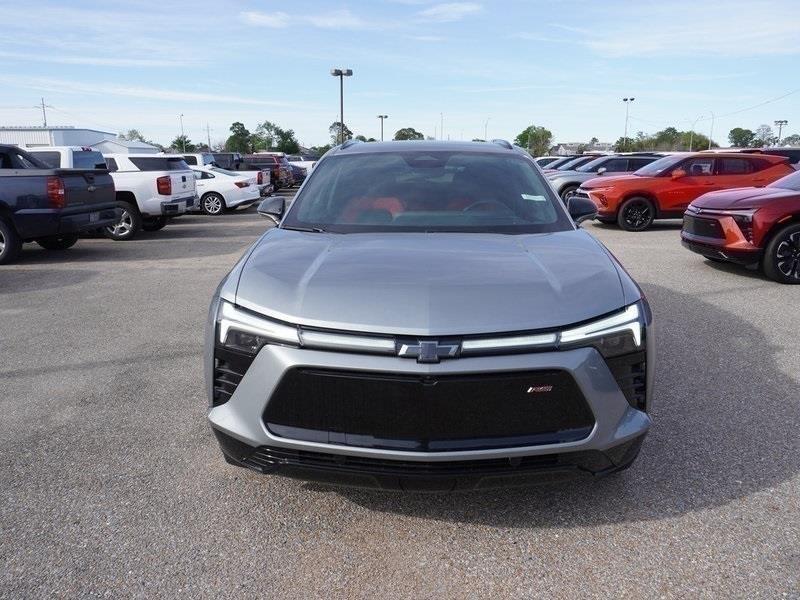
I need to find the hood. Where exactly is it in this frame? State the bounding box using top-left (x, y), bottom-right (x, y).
top-left (581, 173), bottom-right (643, 189)
top-left (235, 229), bottom-right (628, 336)
top-left (549, 170), bottom-right (616, 184)
top-left (691, 185), bottom-right (798, 210)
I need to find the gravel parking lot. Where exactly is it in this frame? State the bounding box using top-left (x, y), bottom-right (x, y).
top-left (1, 193), bottom-right (798, 598)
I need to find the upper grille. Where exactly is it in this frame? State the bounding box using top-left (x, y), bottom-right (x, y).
top-left (683, 214), bottom-right (724, 239)
top-left (263, 368), bottom-right (595, 452)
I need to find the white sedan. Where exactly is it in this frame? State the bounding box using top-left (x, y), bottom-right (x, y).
top-left (190, 166), bottom-right (261, 215)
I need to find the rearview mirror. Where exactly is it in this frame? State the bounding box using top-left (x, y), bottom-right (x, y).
top-left (257, 197), bottom-right (285, 225)
top-left (596, 167), bottom-right (607, 175)
top-left (671, 168), bottom-right (686, 179)
top-left (566, 195), bottom-right (597, 226)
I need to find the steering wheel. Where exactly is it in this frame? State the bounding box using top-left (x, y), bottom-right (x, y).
top-left (462, 200), bottom-right (510, 213)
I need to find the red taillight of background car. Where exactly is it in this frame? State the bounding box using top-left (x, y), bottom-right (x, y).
top-left (156, 175), bottom-right (172, 195)
top-left (257, 171), bottom-right (263, 185)
top-left (46, 176), bottom-right (66, 208)
top-left (234, 181), bottom-right (249, 188)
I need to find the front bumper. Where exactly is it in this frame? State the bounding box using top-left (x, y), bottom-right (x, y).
top-left (681, 212), bottom-right (762, 265)
top-left (207, 340), bottom-right (652, 490)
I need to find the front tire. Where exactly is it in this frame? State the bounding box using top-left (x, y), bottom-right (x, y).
top-left (763, 223), bottom-right (800, 284)
top-left (559, 185), bottom-right (578, 201)
top-left (141, 216), bottom-right (168, 231)
top-left (104, 202), bottom-right (142, 241)
top-left (618, 197), bottom-right (655, 231)
top-left (36, 234), bottom-right (79, 250)
top-left (0, 218), bottom-right (22, 265)
top-left (201, 193), bottom-right (226, 216)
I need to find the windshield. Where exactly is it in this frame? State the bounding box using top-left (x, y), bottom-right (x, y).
top-left (633, 155), bottom-right (684, 176)
top-left (576, 156), bottom-right (610, 173)
top-left (769, 170), bottom-right (800, 192)
top-left (281, 151), bottom-right (572, 234)
top-left (542, 156), bottom-right (574, 170)
top-left (555, 156), bottom-right (596, 171)
top-left (73, 150), bottom-right (107, 169)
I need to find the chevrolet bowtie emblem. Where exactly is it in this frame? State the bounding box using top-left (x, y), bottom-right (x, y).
top-left (397, 340), bottom-right (460, 364)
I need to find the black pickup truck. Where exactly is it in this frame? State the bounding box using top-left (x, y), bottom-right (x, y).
top-left (0, 144), bottom-right (120, 264)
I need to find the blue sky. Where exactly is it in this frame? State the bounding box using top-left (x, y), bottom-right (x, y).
top-left (1, 0), bottom-right (798, 148)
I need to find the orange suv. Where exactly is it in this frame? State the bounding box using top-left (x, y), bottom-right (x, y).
top-left (576, 153), bottom-right (793, 231)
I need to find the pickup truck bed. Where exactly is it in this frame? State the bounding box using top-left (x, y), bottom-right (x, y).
top-left (0, 144), bottom-right (120, 264)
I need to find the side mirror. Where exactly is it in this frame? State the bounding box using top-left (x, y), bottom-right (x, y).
top-left (671, 168), bottom-right (686, 179)
top-left (596, 167), bottom-right (607, 175)
top-left (567, 195), bottom-right (597, 225)
top-left (257, 197), bottom-right (285, 225)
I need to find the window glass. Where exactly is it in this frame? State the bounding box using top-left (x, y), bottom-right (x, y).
top-left (717, 158), bottom-right (753, 175)
top-left (282, 151), bottom-right (572, 234)
top-left (682, 158), bottom-right (714, 176)
top-left (769, 170), bottom-right (800, 191)
top-left (183, 156), bottom-right (198, 165)
top-left (105, 158), bottom-right (118, 172)
top-left (73, 151), bottom-right (107, 169)
top-left (628, 157), bottom-right (655, 170)
top-left (32, 151), bottom-right (60, 168)
top-left (601, 158), bottom-right (629, 172)
top-left (129, 157), bottom-right (190, 171)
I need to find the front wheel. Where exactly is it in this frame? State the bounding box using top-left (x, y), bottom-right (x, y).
top-left (36, 234), bottom-right (79, 250)
top-left (559, 185), bottom-right (578, 201)
top-left (201, 193), bottom-right (225, 216)
top-left (141, 216), bottom-right (168, 231)
top-left (104, 202), bottom-right (142, 241)
top-left (617, 197), bottom-right (655, 231)
top-left (0, 218), bottom-right (22, 265)
top-left (763, 223), bottom-right (800, 284)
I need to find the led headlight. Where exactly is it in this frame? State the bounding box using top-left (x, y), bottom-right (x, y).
top-left (217, 300), bottom-right (300, 355)
top-left (559, 303), bottom-right (643, 357)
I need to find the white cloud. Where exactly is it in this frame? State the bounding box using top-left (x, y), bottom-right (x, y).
top-left (0, 51), bottom-right (189, 68)
top-left (410, 35), bottom-right (446, 42)
top-left (239, 11), bottom-right (290, 28)
top-left (417, 2), bottom-right (482, 22)
top-left (305, 9), bottom-right (370, 29)
top-left (0, 77), bottom-right (294, 107)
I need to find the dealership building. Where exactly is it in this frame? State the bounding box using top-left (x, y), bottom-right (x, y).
top-left (0, 125), bottom-right (159, 153)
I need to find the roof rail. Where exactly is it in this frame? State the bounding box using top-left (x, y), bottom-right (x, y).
top-left (340, 138), bottom-right (363, 150)
top-left (491, 139), bottom-right (513, 149)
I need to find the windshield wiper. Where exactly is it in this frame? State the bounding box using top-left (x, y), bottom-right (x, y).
top-left (282, 226), bottom-right (329, 233)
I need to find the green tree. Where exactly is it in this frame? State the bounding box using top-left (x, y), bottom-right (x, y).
top-left (169, 135), bottom-right (196, 152)
top-left (355, 134), bottom-right (368, 142)
top-left (310, 144), bottom-right (332, 156)
top-left (393, 127), bottom-right (424, 140)
top-left (513, 125), bottom-right (553, 156)
top-left (781, 133), bottom-right (800, 146)
top-left (329, 121), bottom-right (353, 145)
top-left (118, 129), bottom-right (145, 142)
top-left (275, 128), bottom-right (300, 154)
top-left (728, 127), bottom-right (756, 148)
top-left (589, 136), bottom-right (599, 148)
top-left (754, 124), bottom-right (775, 147)
top-left (253, 120), bottom-right (279, 150)
top-left (225, 122), bottom-right (252, 153)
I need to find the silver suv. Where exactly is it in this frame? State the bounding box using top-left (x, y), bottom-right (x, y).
top-left (205, 140), bottom-right (654, 491)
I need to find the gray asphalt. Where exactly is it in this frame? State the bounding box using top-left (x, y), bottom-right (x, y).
top-left (1, 197), bottom-right (798, 598)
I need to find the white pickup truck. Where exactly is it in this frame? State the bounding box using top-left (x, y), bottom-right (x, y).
top-left (101, 153), bottom-right (197, 240)
top-left (27, 146), bottom-right (109, 170)
top-left (182, 153), bottom-right (271, 197)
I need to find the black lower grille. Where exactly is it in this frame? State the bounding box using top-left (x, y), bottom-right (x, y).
top-left (263, 368), bottom-right (595, 451)
top-left (606, 351), bottom-right (647, 411)
top-left (683, 214), bottom-right (724, 238)
top-left (212, 348), bottom-right (252, 406)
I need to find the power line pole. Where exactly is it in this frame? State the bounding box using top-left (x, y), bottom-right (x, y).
top-left (440, 112), bottom-right (444, 141)
top-left (775, 120), bottom-right (788, 145)
top-left (179, 114), bottom-right (185, 152)
top-left (36, 97), bottom-right (52, 127)
top-left (205, 123), bottom-right (212, 149)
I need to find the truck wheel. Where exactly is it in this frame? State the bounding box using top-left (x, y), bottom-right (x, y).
top-left (762, 223), bottom-right (800, 284)
top-left (104, 202), bottom-right (142, 241)
top-left (0, 218), bottom-right (22, 265)
top-left (36, 234), bottom-right (79, 250)
top-left (617, 197), bottom-right (655, 231)
top-left (141, 216), bottom-right (168, 232)
top-left (201, 193), bottom-right (225, 215)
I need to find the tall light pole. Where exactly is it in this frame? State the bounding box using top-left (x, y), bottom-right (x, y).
top-left (179, 113), bottom-right (185, 152)
top-left (440, 112), bottom-right (444, 141)
top-left (775, 120), bottom-right (788, 145)
top-left (330, 68), bottom-right (353, 144)
top-left (484, 117), bottom-right (490, 141)
top-left (622, 98), bottom-right (635, 150)
top-left (708, 111), bottom-right (715, 150)
top-left (377, 115), bottom-right (388, 141)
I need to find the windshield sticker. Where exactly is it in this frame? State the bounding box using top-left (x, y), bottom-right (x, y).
top-left (522, 194), bottom-right (547, 202)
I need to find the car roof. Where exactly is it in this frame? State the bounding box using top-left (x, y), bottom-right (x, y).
top-left (331, 139), bottom-right (526, 156)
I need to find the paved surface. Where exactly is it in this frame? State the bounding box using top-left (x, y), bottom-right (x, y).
top-left (1, 198), bottom-right (798, 598)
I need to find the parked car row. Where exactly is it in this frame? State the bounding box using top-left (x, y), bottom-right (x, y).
top-left (0, 143), bottom-right (283, 263)
top-left (557, 148), bottom-right (800, 283)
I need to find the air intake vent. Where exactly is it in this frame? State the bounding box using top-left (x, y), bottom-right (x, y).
top-left (606, 351), bottom-right (647, 411)
top-left (212, 349), bottom-right (252, 406)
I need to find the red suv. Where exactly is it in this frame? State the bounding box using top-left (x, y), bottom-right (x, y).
top-left (577, 153), bottom-right (793, 231)
top-left (681, 170), bottom-right (800, 283)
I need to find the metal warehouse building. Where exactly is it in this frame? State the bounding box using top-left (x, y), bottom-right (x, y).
top-left (0, 125), bottom-right (118, 148)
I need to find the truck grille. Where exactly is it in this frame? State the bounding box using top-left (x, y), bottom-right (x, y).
top-left (263, 368), bottom-right (595, 452)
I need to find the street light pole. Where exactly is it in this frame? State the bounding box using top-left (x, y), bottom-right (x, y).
top-left (330, 68), bottom-right (353, 144)
top-left (622, 98), bottom-right (634, 150)
top-left (179, 113), bottom-right (185, 152)
top-left (708, 111), bottom-right (715, 150)
top-left (484, 117), bottom-right (490, 141)
top-left (775, 120), bottom-right (788, 145)
top-left (377, 115), bottom-right (388, 141)
top-left (440, 112), bottom-right (444, 141)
